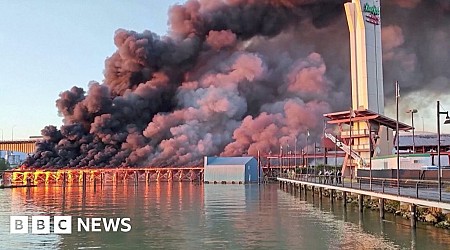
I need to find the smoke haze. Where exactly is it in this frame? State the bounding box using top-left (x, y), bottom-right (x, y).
top-left (25, 0), bottom-right (450, 168)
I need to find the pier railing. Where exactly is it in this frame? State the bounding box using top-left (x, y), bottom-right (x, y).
top-left (279, 173), bottom-right (450, 203)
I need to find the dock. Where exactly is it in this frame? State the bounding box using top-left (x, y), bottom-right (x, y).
top-left (278, 173), bottom-right (450, 228)
top-left (0, 167), bottom-right (204, 187)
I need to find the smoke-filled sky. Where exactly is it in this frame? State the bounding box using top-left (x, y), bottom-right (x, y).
top-left (1, 0), bottom-right (450, 167)
top-left (0, 0), bottom-right (179, 140)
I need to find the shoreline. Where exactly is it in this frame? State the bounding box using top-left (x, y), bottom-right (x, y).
top-left (320, 189), bottom-right (450, 230)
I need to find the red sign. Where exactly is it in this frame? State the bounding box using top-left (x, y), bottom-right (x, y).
top-left (365, 13), bottom-right (380, 25)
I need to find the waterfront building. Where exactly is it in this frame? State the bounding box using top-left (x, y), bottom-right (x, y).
top-left (204, 156), bottom-right (261, 183)
top-left (368, 131), bottom-right (450, 170)
top-left (397, 131), bottom-right (450, 154)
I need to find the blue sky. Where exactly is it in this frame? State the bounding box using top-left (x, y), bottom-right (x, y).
top-left (0, 0), bottom-right (449, 141)
top-left (0, 0), bottom-right (180, 140)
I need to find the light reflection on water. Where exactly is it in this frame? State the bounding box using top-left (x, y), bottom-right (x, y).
top-left (0, 183), bottom-right (449, 249)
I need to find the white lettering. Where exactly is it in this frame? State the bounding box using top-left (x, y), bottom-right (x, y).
top-left (120, 218), bottom-right (132, 232)
top-left (102, 218), bottom-right (121, 232)
top-left (77, 218), bottom-right (90, 232)
top-left (91, 218), bottom-right (102, 232)
top-left (10, 216), bottom-right (130, 234)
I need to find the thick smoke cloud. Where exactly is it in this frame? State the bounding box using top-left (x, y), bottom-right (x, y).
top-left (382, 0), bottom-right (450, 104)
top-left (24, 0), bottom-right (450, 168)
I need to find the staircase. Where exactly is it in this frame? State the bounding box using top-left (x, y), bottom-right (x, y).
top-left (325, 133), bottom-right (366, 167)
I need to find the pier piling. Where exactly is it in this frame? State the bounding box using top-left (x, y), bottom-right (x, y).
top-left (62, 172), bottom-right (67, 188)
top-left (82, 171), bottom-right (87, 189)
top-left (3, 167), bottom-right (203, 187)
top-left (343, 192), bottom-right (347, 207)
top-left (379, 198), bottom-right (385, 219)
top-left (358, 194), bottom-right (364, 213)
top-left (276, 176), bottom-right (450, 232)
top-left (134, 171), bottom-right (138, 186)
top-left (410, 204), bottom-right (417, 228)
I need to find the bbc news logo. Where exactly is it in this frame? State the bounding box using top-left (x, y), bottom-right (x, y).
top-left (10, 216), bottom-right (131, 234)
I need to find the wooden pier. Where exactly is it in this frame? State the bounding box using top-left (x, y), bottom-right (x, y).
top-left (1, 167), bottom-right (203, 187)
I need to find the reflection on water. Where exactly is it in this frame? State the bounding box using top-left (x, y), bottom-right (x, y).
top-left (0, 183), bottom-right (450, 249)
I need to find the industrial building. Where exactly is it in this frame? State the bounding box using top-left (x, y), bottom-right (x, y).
top-left (369, 131), bottom-right (450, 170)
top-left (263, 131), bottom-right (450, 171)
top-left (398, 131), bottom-right (450, 154)
top-left (203, 156), bottom-right (261, 184)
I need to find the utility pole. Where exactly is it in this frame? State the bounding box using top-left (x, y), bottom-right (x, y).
top-left (396, 81), bottom-right (400, 195)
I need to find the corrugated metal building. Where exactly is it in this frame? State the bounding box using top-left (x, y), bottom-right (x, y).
top-left (204, 156), bottom-right (261, 183)
top-left (398, 131), bottom-right (450, 153)
top-left (368, 131), bottom-right (450, 170)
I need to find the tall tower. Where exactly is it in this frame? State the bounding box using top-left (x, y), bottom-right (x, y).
top-left (325, 0), bottom-right (411, 177)
top-left (345, 0), bottom-right (384, 114)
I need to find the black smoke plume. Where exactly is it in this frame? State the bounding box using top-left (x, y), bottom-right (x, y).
top-left (24, 0), bottom-right (450, 168)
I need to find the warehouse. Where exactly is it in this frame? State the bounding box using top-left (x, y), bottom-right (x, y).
top-left (203, 156), bottom-right (261, 184)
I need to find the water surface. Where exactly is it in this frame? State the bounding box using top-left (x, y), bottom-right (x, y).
top-left (0, 183), bottom-right (449, 249)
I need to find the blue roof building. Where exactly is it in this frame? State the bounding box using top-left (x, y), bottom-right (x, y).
top-left (204, 156), bottom-right (261, 183)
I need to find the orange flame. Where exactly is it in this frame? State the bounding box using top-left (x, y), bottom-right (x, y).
top-left (45, 172), bottom-right (51, 184)
top-left (55, 171), bottom-right (62, 182)
top-left (90, 170), bottom-right (96, 181)
top-left (68, 171), bottom-right (73, 183)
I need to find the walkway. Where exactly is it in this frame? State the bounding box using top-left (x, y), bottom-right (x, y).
top-left (277, 174), bottom-right (450, 210)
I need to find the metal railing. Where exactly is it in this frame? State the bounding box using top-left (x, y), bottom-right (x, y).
top-left (279, 173), bottom-right (450, 203)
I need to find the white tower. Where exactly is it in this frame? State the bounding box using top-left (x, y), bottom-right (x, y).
top-left (345, 0), bottom-right (384, 114)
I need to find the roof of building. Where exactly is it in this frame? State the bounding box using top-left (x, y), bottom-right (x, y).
top-left (324, 109), bottom-right (412, 130)
top-left (399, 131), bottom-right (450, 147)
top-left (206, 157), bottom-right (255, 166)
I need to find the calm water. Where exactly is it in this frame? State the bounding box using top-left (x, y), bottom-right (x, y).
top-left (1, 183), bottom-right (450, 249)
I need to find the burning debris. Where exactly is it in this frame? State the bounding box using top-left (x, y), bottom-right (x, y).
top-left (25, 0), bottom-right (450, 168)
